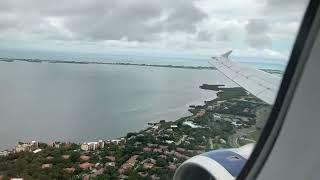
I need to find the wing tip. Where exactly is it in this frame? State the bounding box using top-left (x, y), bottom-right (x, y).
top-left (221, 50), bottom-right (232, 58)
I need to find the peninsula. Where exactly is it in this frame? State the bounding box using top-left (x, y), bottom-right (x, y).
top-left (0, 84), bottom-right (271, 180)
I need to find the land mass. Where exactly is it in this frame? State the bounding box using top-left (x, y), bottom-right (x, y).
top-left (0, 57), bottom-right (284, 74)
top-left (0, 84), bottom-right (271, 180)
top-left (0, 58), bottom-right (215, 70)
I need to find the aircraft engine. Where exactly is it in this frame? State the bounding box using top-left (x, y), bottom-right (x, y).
top-left (173, 143), bottom-right (254, 180)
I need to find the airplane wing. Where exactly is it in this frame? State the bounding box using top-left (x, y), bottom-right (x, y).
top-left (208, 51), bottom-right (282, 104)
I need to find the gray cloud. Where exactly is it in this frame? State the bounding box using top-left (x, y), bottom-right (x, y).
top-left (245, 19), bottom-right (272, 49)
top-left (215, 28), bottom-right (232, 42)
top-left (0, 0), bottom-right (206, 42)
top-left (197, 31), bottom-right (213, 41)
top-left (197, 26), bottom-right (233, 42)
top-left (263, 0), bottom-right (309, 20)
top-left (265, 0), bottom-right (309, 9)
top-left (0, 0), bottom-right (308, 60)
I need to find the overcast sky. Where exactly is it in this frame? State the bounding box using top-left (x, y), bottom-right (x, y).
top-left (0, 0), bottom-right (309, 61)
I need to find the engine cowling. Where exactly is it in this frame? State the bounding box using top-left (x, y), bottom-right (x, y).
top-left (173, 144), bottom-right (254, 180)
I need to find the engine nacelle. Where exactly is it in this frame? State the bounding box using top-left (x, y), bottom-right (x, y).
top-left (173, 144), bottom-right (254, 180)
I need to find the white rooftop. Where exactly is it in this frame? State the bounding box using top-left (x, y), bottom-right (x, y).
top-left (183, 121), bottom-right (202, 128)
top-left (33, 149), bottom-right (42, 153)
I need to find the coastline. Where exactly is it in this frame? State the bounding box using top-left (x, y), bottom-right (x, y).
top-left (0, 84), bottom-right (219, 152)
top-left (0, 57), bottom-right (284, 74)
top-left (0, 83), bottom-right (271, 179)
top-left (0, 83), bottom-right (260, 152)
top-left (0, 61), bottom-right (227, 151)
top-left (0, 61), bottom-right (278, 151)
top-left (0, 58), bottom-right (216, 70)
top-left (0, 58), bottom-right (280, 152)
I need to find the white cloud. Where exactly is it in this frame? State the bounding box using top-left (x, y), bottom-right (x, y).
top-left (0, 0), bottom-right (310, 61)
top-left (234, 48), bottom-right (287, 60)
top-left (269, 22), bottom-right (300, 39)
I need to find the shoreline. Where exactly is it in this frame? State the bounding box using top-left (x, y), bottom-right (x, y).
top-left (0, 85), bottom-right (218, 152)
top-left (0, 81), bottom-right (223, 151)
top-left (0, 60), bottom-right (277, 152)
top-left (0, 58), bottom-right (216, 70)
top-left (0, 84), bottom-right (271, 179)
top-left (0, 57), bottom-right (284, 74)
top-left (0, 64), bottom-right (276, 152)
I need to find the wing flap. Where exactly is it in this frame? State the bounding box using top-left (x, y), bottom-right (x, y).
top-left (209, 53), bottom-right (281, 104)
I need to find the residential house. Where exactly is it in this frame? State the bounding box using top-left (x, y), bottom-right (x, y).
top-left (64, 167), bottom-right (75, 173)
top-left (105, 156), bottom-right (116, 162)
top-left (118, 155), bottom-right (139, 174)
top-left (79, 162), bottom-right (94, 170)
top-left (143, 163), bottom-right (154, 169)
top-left (80, 155), bottom-right (90, 162)
top-left (62, 155), bottom-right (70, 160)
top-left (41, 164), bottom-right (52, 169)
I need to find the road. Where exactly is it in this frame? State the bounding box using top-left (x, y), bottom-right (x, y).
top-left (228, 105), bottom-right (268, 147)
top-left (228, 126), bottom-right (256, 147)
top-left (241, 138), bottom-right (256, 142)
top-left (208, 138), bottom-right (214, 149)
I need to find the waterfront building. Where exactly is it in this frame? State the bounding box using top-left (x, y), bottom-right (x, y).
top-left (48, 141), bottom-right (61, 148)
top-left (98, 140), bottom-right (104, 149)
top-left (81, 143), bottom-right (89, 151)
top-left (15, 143), bottom-right (31, 153)
top-left (88, 142), bottom-right (98, 150)
top-left (30, 141), bottom-right (38, 149)
top-left (0, 150), bottom-right (9, 156)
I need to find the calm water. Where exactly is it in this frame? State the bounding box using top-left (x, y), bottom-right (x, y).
top-left (0, 61), bottom-right (236, 149)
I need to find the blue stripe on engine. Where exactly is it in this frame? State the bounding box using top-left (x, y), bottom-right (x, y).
top-left (201, 150), bottom-right (247, 177)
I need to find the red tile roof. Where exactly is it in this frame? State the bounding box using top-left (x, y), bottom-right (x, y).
top-left (62, 155), bottom-right (70, 160)
top-left (64, 167), bottom-right (75, 173)
top-left (80, 155), bottom-right (90, 161)
top-left (118, 155), bottom-right (139, 174)
top-left (79, 162), bottom-right (94, 170)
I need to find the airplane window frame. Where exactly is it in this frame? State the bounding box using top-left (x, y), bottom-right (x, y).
top-left (237, 0), bottom-right (320, 179)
